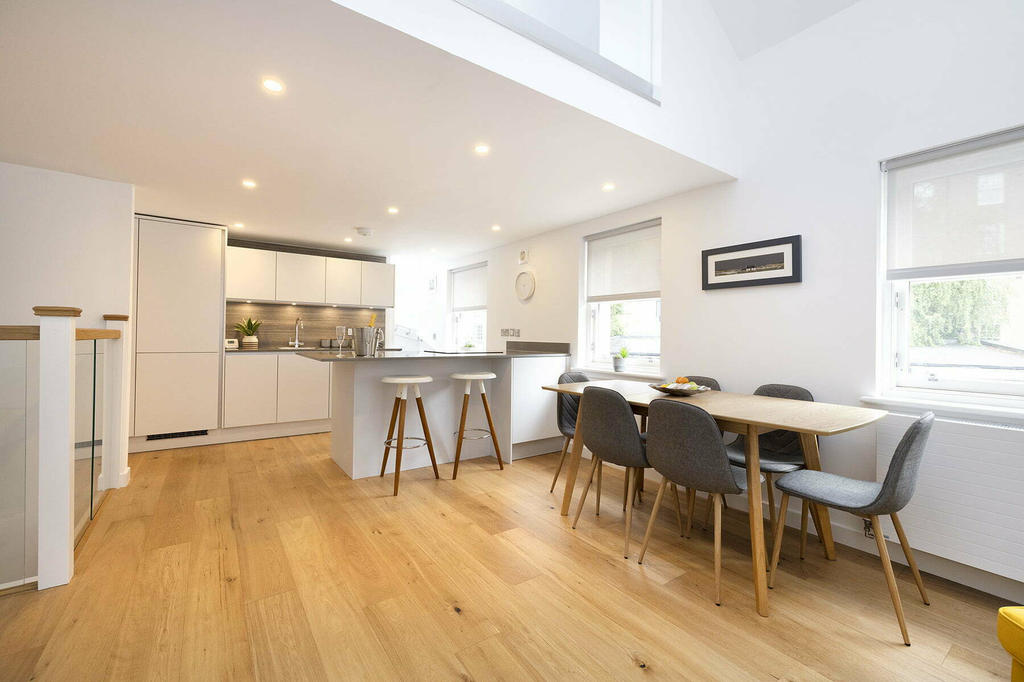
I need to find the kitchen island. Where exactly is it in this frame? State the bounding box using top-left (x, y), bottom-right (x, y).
top-left (297, 344), bottom-right (569, 479)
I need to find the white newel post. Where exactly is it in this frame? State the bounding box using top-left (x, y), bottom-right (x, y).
top-left (33, 305), bottom-right (80, 589)
top-left (99, 314), bottom-right (131, 490)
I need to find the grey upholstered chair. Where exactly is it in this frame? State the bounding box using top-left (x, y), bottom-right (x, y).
top-left (549, 371), bottom-right (590, 493)
top-left (639, 399), bottom-right (759, 605)
top-left (571, 386), bottom-right (649, 558)
top-left (673, 375), bottom-right (722, 535)
top-left (725, 384), bottom-right (814, 549)
top-left (683, 375), bottom-right (722, 392)
top-left (769, 412), bottom-right (934, 646)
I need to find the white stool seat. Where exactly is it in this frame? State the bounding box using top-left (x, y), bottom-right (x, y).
top-left (381, 375), bottom-right (433, 384)
top-left (450, 371), bottom-right (496, 381)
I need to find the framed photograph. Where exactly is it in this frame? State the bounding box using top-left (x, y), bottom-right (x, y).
top-left (701, 235), bottom-right (801, 290)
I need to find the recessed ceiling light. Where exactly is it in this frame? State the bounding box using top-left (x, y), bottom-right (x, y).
top-left (232, 222), bottom-right (245, 228)
top-left (602, 182), bottom-right (616, 192)
top-left (474, 143), bottom-right (490, 155)
top-left (291, 302), bottom-right (296, 306)
top-left (387, 206), bottom-right (399, 214)
top-left (262, 78), bottom-right (284, 94)
top-left (343, 237), bottom-right (353, 243)
top-left (241, 179), bottom-right (257, 189)
top-left (245, 300), bottom-right (252, 304)
top-left (491, 224), bottom-right (501, 231)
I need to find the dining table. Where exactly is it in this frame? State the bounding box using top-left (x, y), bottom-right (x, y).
top-left (541, 379), bottom-right (888, 616)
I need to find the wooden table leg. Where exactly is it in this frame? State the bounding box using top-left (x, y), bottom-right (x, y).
top-left (559, 403), bottom-right (586, 516)
top-left (799, 433), bottom-right (836, 560)
top-left (745, 424), bottom-right (769, 617)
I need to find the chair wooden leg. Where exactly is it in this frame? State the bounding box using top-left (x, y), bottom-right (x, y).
top-left (871, 515), bottom-right (911, 646)
top-left (415, 395), bottom-right (439, 479)
top-left (714, 493), bottom-right (723, 605)
top-left (623, 468), bottom-right (629, 512)
top-left (765, 473), bottom-right (776, 563)
top-left (768, 493), bottom-right (790, 588)
top-left (671, 483), bottom-right (684, 535)
top-left (392, 399), bottom-right (407, 496)
top-left (549, 437), bottom-right (571, 493)
top-left (624, 466), bottom-right (638, 558)
top-left (799, 500), bottom-right (809, 560)
top-left (380, 396), bottom-right (401, 476)
top-left (634, 468), bottom-right (644, 506)
top-left (891, 513), bottom-right (930, 605)
top-left (451, 393), bottom-right (470, 480)
top-left (685, 487), bottom-right (696, 538)
top-left (480, 391), bottom-right (504, 470)
top-left (704, 493), bottom-right (713, 530)
top-left (638, 479), bottom-right (668, 564)
top-left (595, 460), bottom-right (603, 516)
top-left (572, 456), bottom-right (600, 529)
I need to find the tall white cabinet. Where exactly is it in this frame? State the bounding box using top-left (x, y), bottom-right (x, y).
top-left (133, 217), bottom-right (225, 436)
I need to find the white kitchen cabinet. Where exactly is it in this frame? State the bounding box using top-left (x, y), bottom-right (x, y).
top-left (134, 353), bottom-right (220, 435)
top-left (277, 353), bottom-right (330, 422)
top-left (510, 355), bottom-right (568, 443)
top-left (226, 246), bottom-right (277, 301)
top-left (136, 218), bottom-right (224, 353)
top-left (325, 258), bottom-right (362, 305)
top-left (276, 252), bottom-right (326, 304)
top-left (223, 353), bottom-right (278, 427)
top-left (360, 261), bottom-right (395, 307)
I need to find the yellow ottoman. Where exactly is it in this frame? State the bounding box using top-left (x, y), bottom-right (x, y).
top-left (999, 607), bottom-right (1024, 682)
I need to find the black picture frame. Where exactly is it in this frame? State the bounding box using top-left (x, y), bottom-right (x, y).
top-left (701, 235), bottom-right (802, 290)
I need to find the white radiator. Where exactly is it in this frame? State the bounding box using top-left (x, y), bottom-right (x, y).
top-left (876, 413), bottom-right (1024, 583)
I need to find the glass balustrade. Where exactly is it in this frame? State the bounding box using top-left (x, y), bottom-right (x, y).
top-left (0, 339), bottom-right (36, 591)
top-left (74, 338), bottom-right (103, 542)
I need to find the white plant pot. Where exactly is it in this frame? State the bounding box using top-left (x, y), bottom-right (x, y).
top-left (612, 356), bottom-right (625, 372)
top-left (242, 335), bottom-right (259, 350)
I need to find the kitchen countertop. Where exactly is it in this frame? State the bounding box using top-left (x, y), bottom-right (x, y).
top-left (296, 349), bottom-right (569, 362)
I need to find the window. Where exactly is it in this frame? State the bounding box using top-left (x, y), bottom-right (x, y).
top-left (449, 262), bottom-right (487, 350)
top-left (882, 126), bottom-right (1024, 399)
top-left (584, 219), bottom-right (661, 373)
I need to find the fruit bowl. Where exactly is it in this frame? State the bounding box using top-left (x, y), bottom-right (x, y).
top-left (649, 382), bottom-right (711, 397)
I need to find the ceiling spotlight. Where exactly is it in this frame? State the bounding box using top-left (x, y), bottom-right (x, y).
top-left (474, 143), bottom-right (490, 155)
top-left (602, 181), bottom-right (616, 192)
top-left (241, 179), bottom-right (257, 189)
top-left (343, 237), bottom-right (353, 243)
top-left (262, 78), bottom-right (285, 93)
top-left (232, 223), bottom-right (245, 228)
top-left (491, 224), bottom-right (501, 231)
top-left (387, 206), bottom-right (399, 214)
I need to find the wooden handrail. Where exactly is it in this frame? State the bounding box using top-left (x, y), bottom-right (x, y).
top-left (76, 329), bottom-right (121, 341)
top-left (0, 325), bottom-right (40, 340)
top-left (33, 306), bottom-right (82, 317)
top-left (103, 314), bottom-right (129, 321)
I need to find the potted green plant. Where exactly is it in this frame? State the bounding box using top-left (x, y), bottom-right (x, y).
top-left (234, 317), bottom-right (262, 350)
top-left (612, 346), bottom-right (628, 372)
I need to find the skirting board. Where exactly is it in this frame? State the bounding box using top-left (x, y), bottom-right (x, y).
top-left (129, 420), bottom-right (333, 453)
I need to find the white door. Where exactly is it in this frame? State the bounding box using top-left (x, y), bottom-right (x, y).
top-left (136, 219), bottom-right (224, 353)
top-left (277, 353), bottom-right (329, 422)
top-left (360, 262), bottom-right (395, 307)
top-left (134, 353), bottom-right (220, 435)
top-left (223, 353), bottom-right (278, 427)
top-left (325, 258), bottom-right (362, 305)
top-left (226, 246), bottom-right (276, 301)
top-left (276, 252), bottom-right (326, 304)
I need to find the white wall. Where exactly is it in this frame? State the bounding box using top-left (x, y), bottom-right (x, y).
top-left (413, 0), bottom-right (1024, 600)
top-left (0, 162), bottom-right (135, 326)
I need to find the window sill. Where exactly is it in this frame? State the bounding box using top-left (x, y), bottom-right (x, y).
top-left (575, 366), bottom-right (663, 381)
top-left (861, 391), bottom-right (1024, 426)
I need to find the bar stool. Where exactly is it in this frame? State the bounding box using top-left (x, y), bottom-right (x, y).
top-left (450, 371), bottom-right (503, 479)
top-left (380, 375), bottom-right (439, 496)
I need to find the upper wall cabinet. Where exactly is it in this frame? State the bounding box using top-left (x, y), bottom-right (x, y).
top-left (276, 252), bottom-right (326, 304)
top-left (136, 218), bottom-right (224, 353)
top-left (226, 246), bottom-right (276, 300)
top-left (326, 258), bottom-right (362, 306)
top-left (360, 262), bottom-right (395, 308)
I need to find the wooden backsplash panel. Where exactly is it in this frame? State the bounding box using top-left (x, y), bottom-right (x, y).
top-left (226, 302), bottom-right (383, 348)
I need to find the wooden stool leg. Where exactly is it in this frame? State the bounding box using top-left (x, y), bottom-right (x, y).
top-left (769, 493), bottom-right (790, 588)
top-left (549, 437), bottom-right (570, 493)
top-left (714, 494), bottom-right (723, 605)
top-left (799, 500), bottom-right (809, 560)
top-left (414, 388), bottom-right (439, 480)
top-left (572, 456), bottom-right (600, 530)
top-left (392, 397), bottom-right (408, 496)
top-left (479, 385), bottom-right (503, 470)
top-left (638, 478), bottom-right (668, 564)
top-left (380, 396), bottom-right (401, 477)
top-left (671, 483), bottom-right (684, 535)
top-left (685, 487), bottom-right (696, 538)
top-left (451, 391), bottom-right (470, 480)
top-left (871, 515), bottom-right (911, 645)
top-left (624, 467), bottom-right (637, 558)
top-left (595, 460), bottom-right (603, 516)
top-left (891, 513), bottom-right (930, 605)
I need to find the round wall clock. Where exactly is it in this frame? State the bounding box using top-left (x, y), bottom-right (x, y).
top-left (514, 270), bottom-right (536, 301)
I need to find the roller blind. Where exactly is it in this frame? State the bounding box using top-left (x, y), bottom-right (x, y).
top-left (451, 263), bottom-right (487, 311)
top-left (586, 219), bottom-right (661, 302)
top-left (885, 127), bottom-right (1024, 280)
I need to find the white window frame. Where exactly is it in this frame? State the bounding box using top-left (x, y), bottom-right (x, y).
top-left (879, 126), bottom-right (1024, 405)
top-left (582, 219), bottom-right (662, 374)
top-left (448, 262), bottom-right (487, 350)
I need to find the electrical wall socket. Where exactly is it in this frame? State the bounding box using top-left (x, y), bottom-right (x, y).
top-left (863, 519), bottom-right (890, 541)
top-left (499, 328), bottom-right (521, 338)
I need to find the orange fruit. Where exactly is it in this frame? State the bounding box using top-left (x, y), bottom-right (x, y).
top-left (676, 376), bottom-right (689, 384)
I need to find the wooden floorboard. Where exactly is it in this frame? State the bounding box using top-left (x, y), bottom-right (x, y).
top-left (0, 433), bottom-right (1012, 681)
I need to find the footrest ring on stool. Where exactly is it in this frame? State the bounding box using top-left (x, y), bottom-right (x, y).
top-left (384, 436), bottom-right (427, 450)
top-left (454, 427), bottom-right (492, 441)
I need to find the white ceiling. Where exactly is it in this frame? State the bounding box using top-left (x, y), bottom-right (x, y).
top-left (708, 0), bottom-right (861, 59)
top-left (0, 0), bottom-right (730, 258)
